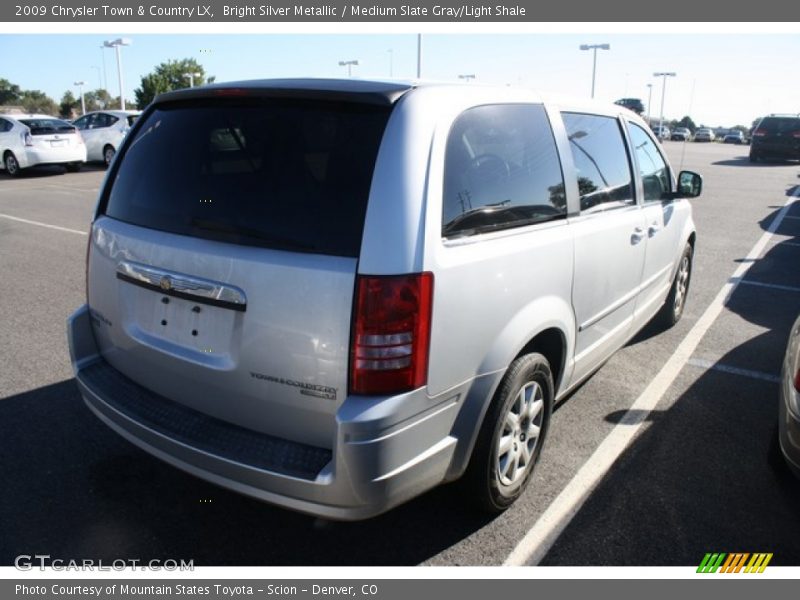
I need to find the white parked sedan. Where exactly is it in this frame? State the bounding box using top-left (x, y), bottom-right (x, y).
top-left (0, 114), bottom-right (87, 176)
top-left (72, 110), bottom-right (140, 166)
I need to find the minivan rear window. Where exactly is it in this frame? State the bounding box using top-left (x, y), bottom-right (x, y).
top-left (102, 98), bottom-right (391, 257)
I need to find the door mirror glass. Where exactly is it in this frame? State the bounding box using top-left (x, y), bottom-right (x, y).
top-left (677, 170), bottom-right (702, 198)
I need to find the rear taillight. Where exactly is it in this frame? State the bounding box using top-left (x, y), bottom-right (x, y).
top-left (350, 273), bottom-right (434, 395)
top-left (23, 130), bottom-right (33, 146)
top-left (752, 128), bottom-right (767, 137)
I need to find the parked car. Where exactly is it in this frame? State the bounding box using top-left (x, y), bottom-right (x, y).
top-left (68, 79), bottom-right (702, 519)
top-left (694, 128), bottom-right (716, 142)
top-left (779, 312), bottom-right (800, 478)
top-left (614, 98), bottom-right (645, 115)
top-left (72, 110), bottom-right (141, 166)
top-left (750, 114), bottom-right (800, 162)
top-left (722, 131), bottom-right (745, 144)
top-left (651, 124), bottom-right (671, 140)
top-left (0, 114), bottom-right (86, 176)
top-left (671, 127), bottom-right (692, 141)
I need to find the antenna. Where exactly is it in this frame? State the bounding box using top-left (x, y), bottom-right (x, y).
top-left (678, 78), bottom-right (696, 173)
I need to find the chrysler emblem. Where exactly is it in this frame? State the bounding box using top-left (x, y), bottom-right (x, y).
top-left (159, 276), bottom-right (172, 291)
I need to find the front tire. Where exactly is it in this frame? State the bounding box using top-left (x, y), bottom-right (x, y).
top-left (465, 353), bottom-right (553, 513)
top-left (658, 243), bottom-right (693, 328)
top-left (4, 151), bottom-right (21, 177)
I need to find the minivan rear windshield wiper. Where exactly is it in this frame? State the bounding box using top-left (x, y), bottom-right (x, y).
top-left (189, 218), bottom-right (319, 252)
top-left (443, 204), bottom-right (564, 238)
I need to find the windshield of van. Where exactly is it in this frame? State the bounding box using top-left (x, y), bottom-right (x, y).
top-left (102, 98), bottom-right (391, 257)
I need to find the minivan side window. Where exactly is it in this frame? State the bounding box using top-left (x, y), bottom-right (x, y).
top-left (442, 104), bottom-right (565, 238)
top-left (561, 112), bottom-right (634, 213)
top-left (627, 122), bottom-right (671, 202)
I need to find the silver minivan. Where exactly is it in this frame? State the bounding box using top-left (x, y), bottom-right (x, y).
top-left (68, 79), bottom-right (702, 519)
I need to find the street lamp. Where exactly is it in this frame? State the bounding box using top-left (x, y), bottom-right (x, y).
top-left (185, 72), bottom-right (202, 88)
top-left (338, 59), bottom-right (359, 78)
top-left (458, 74), bottom-right (476, 83)
top-left (653, 72), bottom-right (677, 136)
top-left (646, 83), bottom-right (653, 125)
top-left (104, 38), bottom-right (132, 110)
top-left (579, 43), bottom-right (610, 99)
top-left (417, 34), bottom-right (423, 79)
top-left (73, 81), bottom-right (86, 116)
top-left (99, 45), bottom-right (108, 91)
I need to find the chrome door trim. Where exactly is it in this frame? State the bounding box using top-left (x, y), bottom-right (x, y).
top-left (116, 260), bottom-right (247, 312)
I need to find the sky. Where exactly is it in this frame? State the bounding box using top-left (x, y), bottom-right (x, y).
top-left (1, 33), bottom-right (798, 127)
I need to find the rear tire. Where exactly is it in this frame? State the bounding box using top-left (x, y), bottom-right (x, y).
top-left (65, 162), bottom-right (82, 173)
top-left (103, 145), bottom-right (115, 167)
top-left (749, 152), bottom-right (759, 163)
top-left (658, 243), bottom-right (693, 328)
top-left (465, 353), bottom-right (553, 513)
top-left (4, 151), bottom-right (21, 177)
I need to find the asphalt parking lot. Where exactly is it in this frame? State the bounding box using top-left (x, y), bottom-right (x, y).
top-left (1, 143), bottom-right (799, 567)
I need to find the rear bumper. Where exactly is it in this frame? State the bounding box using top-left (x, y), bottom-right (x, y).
top-left (67, 304), bottom-right (463, 520)
top-left (751, 141), bottom-right (800, 159)
top-left (779, 385), bottom-right (800, 479)
top-left (18, 145), bottom-right (86, 169)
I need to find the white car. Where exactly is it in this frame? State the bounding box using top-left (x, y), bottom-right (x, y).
top-left (694, 128), bottom-right (716, 142)
top-left (72, 110), bottom-right (140, 166)
top-left (0, 114), bottom-right (86, 176)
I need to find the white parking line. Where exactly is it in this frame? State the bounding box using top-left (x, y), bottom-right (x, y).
top-left (504, 193), bottom-right (798, 567)
top-left (0, 213), bottom-right (87, 236)
top-left (687, 357), bottom-right (781, 384)
top-left (738, 280), bottom-right (800, 294)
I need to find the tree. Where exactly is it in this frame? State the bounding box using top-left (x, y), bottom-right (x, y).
top-left (19, 90), bottom-right (58, 115)
top-left (134, 58), bottom-right (209, 109)
top-left (675, 115), bottom-right (697, 132)
top-left (0, 78), bottom-right (22, 105)
top-left (59, 91), bottom-right (79, 118)
top-left (84, 88), bottom-right (115, 111)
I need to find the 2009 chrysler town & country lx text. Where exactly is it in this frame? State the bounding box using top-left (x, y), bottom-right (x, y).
top-left (68, 79), bottom-right (702, 519)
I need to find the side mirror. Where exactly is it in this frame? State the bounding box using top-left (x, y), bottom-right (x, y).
top-left (664, 170), bottom-right (703, 200)
top-left (677, 170), bottom-right (702, 198)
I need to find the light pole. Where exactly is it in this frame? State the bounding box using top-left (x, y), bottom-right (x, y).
top-left (579, 43), bottom-right (610, 99)
top-left (104, 38), bottom-right (131, 110)
top-left (73, 81), bottom-right (86, 116)
top-left (458, 74), bottom-right (476, 83)
top-left (416, 34), bottom-right (422, 79)
top-left (338, 59), bottom-right (359, 77)
top-left (185, 72), bottom-right (202, 88)
top-left (646, 83), bottom-right (653, 125)
top-left (99, 45), bottom-right (108, 91)
top-left (653, 72), bottom-right (676, 136)
top-left (91, 66), bottom-right (101, 91)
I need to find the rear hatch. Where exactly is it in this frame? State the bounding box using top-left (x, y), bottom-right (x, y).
top-left (753, 117), bottom-right (800, 155)
top-left (88, 94), bottom-right (393, 449)
top-left (20, 117), bottom-right (82, 150)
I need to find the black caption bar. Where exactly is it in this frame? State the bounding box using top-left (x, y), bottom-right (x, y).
top-left (3, 579), bottom-right (789, 600)
top-left (3, 0), bottom-right (800, 21)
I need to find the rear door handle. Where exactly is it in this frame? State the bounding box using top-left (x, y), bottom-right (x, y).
top-left (631, 227), bottom-right (645, 245)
